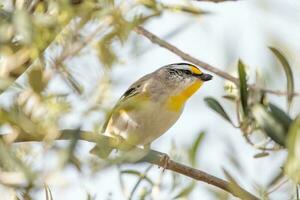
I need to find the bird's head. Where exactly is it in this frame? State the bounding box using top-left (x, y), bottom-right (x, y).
top-left (157, 62), bottom-right (213, 88)
top-left (164, 62), bottom-right (212, 82)
top-left (157, 63), bottom-right (213, 111)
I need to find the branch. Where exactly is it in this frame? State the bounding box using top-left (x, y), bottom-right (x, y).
top-left (1, 130), bottom-right (259, 200)
top-left (134, 26), bottom-right (300, 96)
top-left (135, 26), bottom-right (238, 84)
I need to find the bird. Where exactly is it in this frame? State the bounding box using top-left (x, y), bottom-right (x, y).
top-left (90, 62), bottom-right (213, 160)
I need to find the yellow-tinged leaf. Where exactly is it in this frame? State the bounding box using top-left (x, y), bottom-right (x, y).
top-left (285, 115), bottom-right (300, 183)
top-left (28, 67), bottom-right (46, 94)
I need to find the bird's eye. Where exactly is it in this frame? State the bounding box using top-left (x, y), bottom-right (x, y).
top-left (183, 70), bottom-right (192, 75)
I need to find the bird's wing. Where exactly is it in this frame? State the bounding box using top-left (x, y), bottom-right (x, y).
top-left (101, 74), bottom-right (152, 133)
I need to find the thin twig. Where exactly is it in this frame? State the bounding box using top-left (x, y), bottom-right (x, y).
top-left (134, 26), bottom-right (300, 97)
top-left (1, 129), bottom-right (259, 200)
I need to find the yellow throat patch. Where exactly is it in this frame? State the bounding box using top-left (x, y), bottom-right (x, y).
top-left (167, 80), bottom-right (202, 111)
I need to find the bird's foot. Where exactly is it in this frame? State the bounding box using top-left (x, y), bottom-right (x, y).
top-left (159, 153), bottom-right (170, 172)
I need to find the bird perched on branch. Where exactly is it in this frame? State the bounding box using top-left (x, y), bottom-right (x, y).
top-left (90, 63), bottom-right (212, 160)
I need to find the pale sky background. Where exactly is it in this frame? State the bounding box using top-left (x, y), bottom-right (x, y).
top-left (1, 0), bottom-right (300, 199)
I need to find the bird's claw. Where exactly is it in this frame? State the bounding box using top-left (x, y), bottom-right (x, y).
top-left (159, 153), bottom-right (170, 172)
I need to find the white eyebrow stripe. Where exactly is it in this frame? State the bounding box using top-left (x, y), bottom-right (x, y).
top-left (172, 65), bottom-right (191, 71)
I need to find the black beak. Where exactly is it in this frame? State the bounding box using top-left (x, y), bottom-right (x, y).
top-left (196, 73), bottom-right (213, 81)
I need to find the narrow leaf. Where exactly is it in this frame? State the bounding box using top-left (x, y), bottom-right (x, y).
top-left (252, 104), bottom-right (286, 146)
top-left (285, 115), bottom-right (300, 183)
top-left (121, 170), bottom-right (154, 185)
top-left (269, 103), bottom-right (292, 132)
top-left (222, 169), bottom-right (257, 200)
top-left (269, 47), bottom-right (295, 110)
top-left (173, 182), bottom-right (195, 199)
top-left (253, 152), bottom-right (269, 158)
top-left (188, 131), bottom-right (205, 166)
top-left (204, 97), bottom-right (233, 125)
top-left (267, 170), bottom-right (284, 189)
top-left (28, 67), bottom-right (45, 93)
top-left (238, 60), bottom-right (248, 116)
top-left (44, 184), bottom-right (54, 200)
top-left (222, 94), bottom-right (237, 102)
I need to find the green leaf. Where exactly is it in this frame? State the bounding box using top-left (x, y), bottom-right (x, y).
top-left (253, 152), bottom-right (269, 158)
top-left (252, 104), bottom-right (286, 146)
top-left (28, 67), bottom-right (46, 93)
top-left (238, 60), bottom-right (248, 116)
top-left (188, 131), bottom-right (205, 166)
top-left (269, 47), bottom-right (295, 110)
top-left (204, 97), bottom-right (233, 125)
top-left (173, 182), bottom-right (195, 199)
top-left (222, 94), bottom-right (237, 102)
top-left (285, 115), bottom-right (300, 183)
top-left (269, 103), bottom-right (292, 131)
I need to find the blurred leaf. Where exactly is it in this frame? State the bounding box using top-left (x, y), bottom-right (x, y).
top-left (285, 115), bottom-right (300, 183)
top-left (204, 97), bottom-right (234, 125)
top-left (238, 60), bottom-right (248, 116)
top-left (63, 128), bottom-right (81, 170)
top-left (223, 169), bottom-right (257, 200)
top-left (170, 170), bottom-right (180, 192)
top-left (128, 165), bottom-right (153, 200)
top-left (111, 8), bottom-right (131, 43)
top-left (162, 4), bottom-right (207, 15)
top-left (97, 33), bottom-right (117, 68)
top-left (173, 182), bottom-right (195, 199)
top-left (208, 187), bottom-right (230, 200)
top-left (223, 169), bottom-right (243, 197)
top-left (0, 139), bottom-right (36, 185)
top-left (44, 184), bottom-right (54, 200)
top-left (121, 170), bottom-right (154, 185)
top-left (60, 64), bottom-right (83, 95)
top-left (269, 47), bottom-right (294, 110)
top-left (269, 103), bottom-right (292, 132)
top-left (86, 192), bottom-right (96, 200)
top-left (226, 146), bottom-right (243, 174)
top-left (222, 95), bottom-right (237, 102)
top-left (13, 10), bottom-right (33, 44)
top-left (188, 131), bottom-right (205, 167)
top-left (253, 152), bottom-right (269, 158)
top-left (28, 67), bottom-right (46, 93)
top-left (252, 104), bottom-right (286, 146)
top-left (267, 170), bottom-right (284, 189)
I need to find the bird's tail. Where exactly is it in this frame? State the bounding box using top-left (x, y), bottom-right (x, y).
top-left (89, 138), bottom-right (114, 159)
